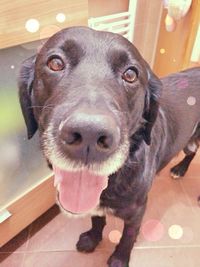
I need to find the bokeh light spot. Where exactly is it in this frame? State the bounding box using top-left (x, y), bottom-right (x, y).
top-left (160, 48), bottom-right (166, 54)
top-left (109, 230), bottom-right (122, 244)
top-left (25, 19), bottom-right (40, 33)
top-left (187, 96), bottom-right (196, 106)
top-left (168, 224), bottom-right (183, 240)
top-left (56, 13), bottom-right (66, 23)
top-left (10, 65), bottom-right (15, 69)
top-left (141, 219), bottom-right (165, 242)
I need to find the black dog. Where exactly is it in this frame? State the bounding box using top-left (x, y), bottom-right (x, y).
top-left (18, 26), bottom-right (200, 267)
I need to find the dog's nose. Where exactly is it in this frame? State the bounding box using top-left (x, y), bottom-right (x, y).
top-left (59, 112), bottom-right (120, 162)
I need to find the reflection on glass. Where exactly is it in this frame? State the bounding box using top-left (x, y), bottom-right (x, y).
top-left (0, 41), bottom-right (50, 209)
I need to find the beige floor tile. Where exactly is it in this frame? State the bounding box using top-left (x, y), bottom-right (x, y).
top-left (27, 206), bottom-right (91, 252)
top-left (180, 178), bottom-right (200, 215)
top-left (130, 247), bottom-right (200, 267)
top-left (23, 251), bottom-right (110, 267)
top-left (0, 253), bottom-right (25, 267)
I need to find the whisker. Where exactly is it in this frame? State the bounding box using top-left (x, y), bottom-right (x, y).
top-left (31, 104), bottom-right (55, 108)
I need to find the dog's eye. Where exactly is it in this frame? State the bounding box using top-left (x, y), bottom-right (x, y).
top-left (47, 56), bottom-right (65, 71)
top-left (122, 67), bottom-right (138, 83)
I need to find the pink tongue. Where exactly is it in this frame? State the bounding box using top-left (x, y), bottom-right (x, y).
top-left (53, 166), bottom-right (108, 214)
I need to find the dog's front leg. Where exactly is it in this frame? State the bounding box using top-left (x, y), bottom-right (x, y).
top-left (107, 201), bottom-right (147, 267)
top-left (76, 215), bottom-right (106, 252)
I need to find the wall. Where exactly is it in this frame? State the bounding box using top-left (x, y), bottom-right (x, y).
top-left (88, 0), bottom-right (128, 17)
top-left (89, 0), bottom-right (162, 67)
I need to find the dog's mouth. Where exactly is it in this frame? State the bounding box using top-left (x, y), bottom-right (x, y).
top-left (53, 165), bottom-right (108, 214)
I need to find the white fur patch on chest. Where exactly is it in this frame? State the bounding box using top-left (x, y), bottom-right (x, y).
top-left (187, 142), bottom-right (198, 153)
top-left (59, 202), bottom-right (114, 218)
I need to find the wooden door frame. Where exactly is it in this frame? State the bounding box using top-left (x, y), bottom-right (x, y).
top-left (0, 175), bottom-right (56, 247)
top-left (153, 0), bottom-right (200, 77)
top-left (182, 0), bottom-right (200, 69)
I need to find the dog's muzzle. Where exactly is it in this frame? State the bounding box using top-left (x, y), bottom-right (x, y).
top-left (52, 110), bottom-right (121, 214)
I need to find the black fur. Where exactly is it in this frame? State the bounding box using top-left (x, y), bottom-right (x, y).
top-left (18, 56), bottom-right (37, 139)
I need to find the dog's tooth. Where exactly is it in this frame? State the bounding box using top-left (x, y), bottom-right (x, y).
top-left (53, 179), bottom-right (60, 190)
top-left (170, 172), bottom-right (181, 179)
top-left (57, 184), bottom-right (60, 191)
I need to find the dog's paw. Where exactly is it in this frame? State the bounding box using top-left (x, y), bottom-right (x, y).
top-left (170, 165), bottom-right (186, 179)
top-left (107, 255), bottom-right (129, 267)
top-left (76, 230), bottom-right (101, 253)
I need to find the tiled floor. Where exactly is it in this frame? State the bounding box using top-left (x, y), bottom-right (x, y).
top-left (0, 152), bottom-right (200, 267)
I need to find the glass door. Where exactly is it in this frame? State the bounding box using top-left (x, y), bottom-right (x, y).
top-left (0, 0), bottom-right (88, 246)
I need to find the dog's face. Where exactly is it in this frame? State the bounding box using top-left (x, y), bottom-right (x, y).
top-left (19, 27), bottom-right (162, 214)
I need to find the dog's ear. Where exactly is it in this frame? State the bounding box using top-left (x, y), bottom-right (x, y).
top-left (143, 68), bottom-right (162, 145)
top-left (18, 55), bottom-right (38, 139)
